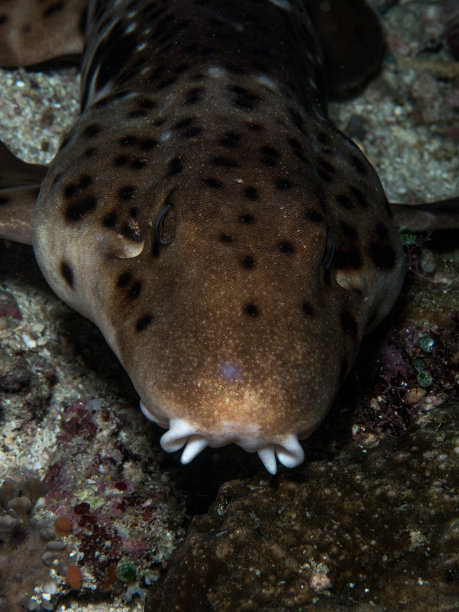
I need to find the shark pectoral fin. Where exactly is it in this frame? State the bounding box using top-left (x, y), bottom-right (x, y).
top-left (391, 197), bottom-right (459, 232)
top-left (0, 1), bottom-right (86, 67)
top-left (0, 143), bottom-right (48, 188)
top-left (312, 0), bottom-right (385, 99)
top-left (0, 143), bottom-right (48, 245)
top-left (0, 187), bottom-right (38, 244)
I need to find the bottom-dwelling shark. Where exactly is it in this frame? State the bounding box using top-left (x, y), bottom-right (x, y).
top-left (0, 0), bottom-right (457, 474)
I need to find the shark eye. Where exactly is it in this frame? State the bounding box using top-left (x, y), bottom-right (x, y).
top-left (323, 231), bottom-right (335, 269)
top-left (154, 203), bottom-right (176, 245)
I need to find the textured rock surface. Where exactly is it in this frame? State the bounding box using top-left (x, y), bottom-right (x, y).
top-left (146, 398), bottom-right (458, 611)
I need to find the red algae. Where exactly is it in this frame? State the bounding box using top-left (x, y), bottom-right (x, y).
top-left (54, 515), bottom-right (73, 536)
top-left (66, 564), bottom-right (82, 590)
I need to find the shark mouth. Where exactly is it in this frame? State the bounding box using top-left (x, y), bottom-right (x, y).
top-left (142, 410), bottom-right (305, 475)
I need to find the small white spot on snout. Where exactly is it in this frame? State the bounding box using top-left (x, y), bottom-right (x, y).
top-left (160, 131), bottom-right (171, 142)
top-left (256, 75), bottom-right (278, 90)
top-left (218, 361), bottom-right (242, 383)
top-left (268, 0), bottom-right (291, 10)
top-left (207, 66), bottom-right (226, 78)
top-left (125, 21), bottom-right (137, 34)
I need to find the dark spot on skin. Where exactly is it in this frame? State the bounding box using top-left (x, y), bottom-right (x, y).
top-left (317, 132), bottom-right (330, 145)
top-left (302, 302), bottom-right (314, 316)
top-left (83, 147), bottom-right (97, 158)
top-left (219, 132), bottom-right (241, 148)
top-left (306, 209), bottom-right (324, 223)
top-left (289, 108), bottom-right (306, 133)
top-left (211, 157), bottom-right (239, 168)
top-left (128, 281), bottom-right (142, 300)
top-left (349, 155), bottom-right (367, 175)
top-left (247, 122), bottom-right (263, 131)
top-left (341, 310), bottom-right (358, 336)
top-left (174, 63), bottom-right (189, 74)
top-left (316, 158), bottom-right (335, 182)
top-left (103, 211), bottom-right (118, 227)
top-left (369, 242), bottom-right (396, 270)
top-left (260, 156), bottom-right (276, 168)
top-left (260, 145), bottom-right (279, 166)
top-left (82, 124), bottom-right (102, 139)
top-left (335, 194), bottom-right (353, 210)
top-left (228, 85), bottom-right (260, 110)
top-left (43, 2), bottom-right (64, 19)
top-left (130, 158), bottom-right (148, 170)
top-left (238, 213), bottom-right (255, 224)
top-left (182, 127), bottom-right (202, 138)
top-left (78, 175), bottom-right (91, 189)
top-left (152, 241), bottom-right (160, 257)
top-left (136, 315), bottom-right (153, 332)
top-left (146, 62), bottom-right (167, 81)
top-left (64, 184), bottom-right (77, 198)
top-left (375, 223), bottom-right (388, 239)
top-left (219, 233), bottom-right (233, 243)
top-left (65, 197), bottom-right (97, 222)
top-left (114, 155), bottom-right (128, 167)
top-left (287, 137), bottom-right (307, 162)
top-left (185, 87), bottom-right (204, 105)
top-left (174, 117), bottom-right (194, 129)
top-left (203, 178), bottom-right (223, 188)
top-left (119, 135), bottom-right (137, 146)
top-left (241, 255), bottom-right (255, 269)
top-left (276, 178), bottom-right (293, 190)
top-left (118, 185), bottom-right (136, 200)
top-left (138, 98), bottom-right (157, 109)
top-left (335, 248), bottom-right (362, 270)
top-left (60, 261), bottom-right (74, 288)
top-left (139, 138), bottom-right (158, 151)
top-left (166, 157), bottom-right (183, 177)
top-left (0, 196), bottom-right (10, 206)
top-left (0, 15), bottom-right (7, 26)
top-left (121, 221), bottom-right (142, 242)
top-left (279, 241), bottom-right (295, 254)
top-left (324, 232), bottom-right (335, 270)
top-left (128, 109), bottom-right (149, 118)
top-left (244, 302), bottom-right (259, 317)
top-left (117, 271), bottom-right (132, 288)
top-left (261, 146), bottom-right (278, 158)
top-left (156, 76), bottom-right (178, 91)
top-left (316, 191), bottom-right (328, 213)
top-left (350, 186), bottom-right (368, 208)
top-left (244, 186), bottom-right (258, 200)
top-left (339, 221), bottom-right (359, 241)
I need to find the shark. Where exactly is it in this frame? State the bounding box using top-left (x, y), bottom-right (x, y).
top-left (0, 0), bottom-right (457, 474)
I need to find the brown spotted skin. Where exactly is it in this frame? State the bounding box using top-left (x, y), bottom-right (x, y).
top-left (29, 0), bottom-right (404, 469)
top-left (0, 1), bottom-right (86, 67)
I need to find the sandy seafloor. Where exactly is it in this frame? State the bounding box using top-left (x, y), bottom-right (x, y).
top-left (0, 1), bottom-right (457, 611)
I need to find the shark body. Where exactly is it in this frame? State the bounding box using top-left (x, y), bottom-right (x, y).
top-left (0, 0), bottom-right (455, 473)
